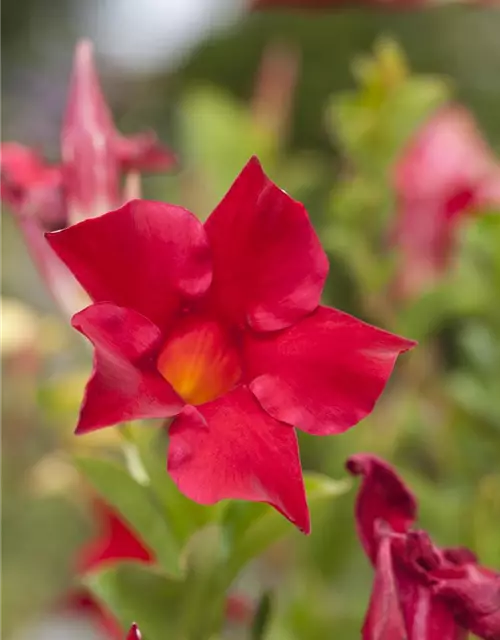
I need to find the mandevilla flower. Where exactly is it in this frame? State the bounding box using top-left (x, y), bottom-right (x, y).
top-left (47, 157), bottom-right (415, 532)
top-left (347, 454), bottom-right (500, 640)
top-left (392, 105), bottom-right (500, 299)
top-left (1, 39), bottom-right (174, 315)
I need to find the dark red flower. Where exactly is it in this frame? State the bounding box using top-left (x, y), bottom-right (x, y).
top-left (47, 157), bottom-right (415, 532)
top-left (126, 623), bottom-right (142, 640)
top-left (392, 105), bottom-right (500, 299)
top-left (1, 40), bottom-right (174, 316)
top-left (347, 454), bottom-right (500, 640)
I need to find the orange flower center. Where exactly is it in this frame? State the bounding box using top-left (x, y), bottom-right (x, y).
top-left (157, 317), bottom-right (242, 406)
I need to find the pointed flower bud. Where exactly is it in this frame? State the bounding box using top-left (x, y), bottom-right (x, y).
top-left (61, 39), bottom-right (120, 223)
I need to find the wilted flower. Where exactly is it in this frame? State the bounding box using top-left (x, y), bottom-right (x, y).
top-left (1, 40), bottom-right (174, 315)
top-left (347, 454), bottom-right (500, 640)
top-left (392, 105), bottom-right (500, 299)
top-left (48, 156), bottom-right (414, 532)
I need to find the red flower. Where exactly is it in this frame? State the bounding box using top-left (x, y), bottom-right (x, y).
top-left (392, 105), bottom-right (500, 299)
top-left (67, 500), bottom-right (153, 638)
top-left (126, 624), bottom-right (142, 640)
top-left (347, 454), bottom-right (500, 640)
top-left (47, 157), bottom-right (415, 532)
top-left (1, 40), bottom-right (174, 230)
top-left (0, 40), bottom-right (174, 316)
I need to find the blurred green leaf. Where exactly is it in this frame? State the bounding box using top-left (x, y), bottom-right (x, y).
top-left (328, 39), bottom-right (450, 181)
top-left (180, 87), bottom-right (276, 215)
top-left (75, 456), bottom-right (182, 578)
top-left (251, 591), bottom-right (273, 640)
top-left (85, 562), bottom-right (182, 639)
top-left (222, 474), bottom-right (351, 586)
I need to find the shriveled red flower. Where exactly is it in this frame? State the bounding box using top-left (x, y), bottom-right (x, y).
top-left (1, 39), bottom-right (174, 315)
top-left (47, 157), bottom-right (415, 532)
top-left (347, 454), bottom-right (500, 640)
top-left (392, 105), bottom-right (500, 299)
top-left (67, 499), bottom-right (153, 639)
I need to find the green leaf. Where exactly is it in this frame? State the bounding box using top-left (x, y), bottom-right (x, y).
top-left (85, 562), bottom-right (182, 640)
top-left (251, 591), bottom-right (273, 640)
top-left (221, 473), bottom-right (351, 586)
top-left (180, 87), bottom-right (276, 215)
top-left (75, 457), bottom-right (182, 578)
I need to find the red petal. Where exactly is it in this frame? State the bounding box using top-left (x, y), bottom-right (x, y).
top-left (246, 306), bottom-right (415, 435)
top-left (13, 213), bottom-right (86, 317)
top-left (204, 157), bottom-right (328, 331)
top-left (47, 199), bottom-right (212, 328)
top-left (127, 624), bottom-right (142, 640)
top-left (78, 500), bottom-right (153, 572)
top-left (433, 564), bottom-right (500, 640)
top-left (62, 39), bottom-right (120, 220)
top-left (0, 142), bottom-right (66, 229)
top-left (362, 527), bottom-right (406, 640)
top-left (115, 132), bottom-right (177, 173)
top-left (167, 387), bottom-right (310, 533)
top-left (346, 454), bottom-right (417, 564)
top-left (392, 106), bottom-right (500, 299)
top-left (391, 533), bottom-right (467, 640)
top-left (72, 303), bottom-right (183, 433)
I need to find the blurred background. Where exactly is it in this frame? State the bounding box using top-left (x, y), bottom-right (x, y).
top-left (3, 1), bottom-right (500, 638)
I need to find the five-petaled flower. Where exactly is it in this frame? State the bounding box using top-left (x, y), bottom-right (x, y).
top-left (0, 39), bottom-right (174, 315)
top-left (47, 157), bottom-right (415, 532)
top-left (347, 454), bottom-right (500, 640)
top-left (392, 105), bottom-right (500, 300)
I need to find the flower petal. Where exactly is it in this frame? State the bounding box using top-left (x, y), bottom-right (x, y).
top-left (115, 132), bottom-right (177, 173)
top-left (47, 199), bottom-right (212, 328)
top-left (167, 387), bottom-right (310, 533)
top-left (392, 105), bottom-right (500, 299)
top-left (127, 624), bottom-right (142, 640)
top-left (362, 526), bottom-right (406, 640)
top-left (204, 156), bottom-right (328, 331)
top-left (72, 303), bottom-right (183, 434)
top-left (62, 39), bottom-right (120, 221)
top-left (0, 142), bottom-right (66, 230)
top-left (78, 500), bottom-right (153, 572)
top-left (346, 454), bottom-right (418, 564)
top-left (246, 306), bottom-right (415, 435)
top-left (391, 533), bottom-right (467, 640)
top-left (433, 564), bottom-right (500, 640)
